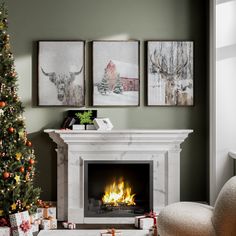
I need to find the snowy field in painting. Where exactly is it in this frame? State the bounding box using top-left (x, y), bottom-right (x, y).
top-left (93, 86), bottom-right (138, 106)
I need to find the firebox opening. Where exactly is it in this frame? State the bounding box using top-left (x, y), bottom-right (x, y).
top-left (84, 161), bottom-right (153, 217)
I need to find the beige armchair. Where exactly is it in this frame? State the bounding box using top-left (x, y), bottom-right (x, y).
top-left (158, 176), bottom-right (236, 236)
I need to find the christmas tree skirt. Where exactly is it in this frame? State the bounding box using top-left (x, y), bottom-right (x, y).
top-left (38, 229), bottom-right (149, 236)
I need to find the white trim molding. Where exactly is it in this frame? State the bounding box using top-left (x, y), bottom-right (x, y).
top-left (210, 0), bottom-right (217, 206)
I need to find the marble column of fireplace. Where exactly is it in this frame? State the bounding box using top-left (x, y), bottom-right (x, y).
top-left (45, 129), bottom-right (193, 224)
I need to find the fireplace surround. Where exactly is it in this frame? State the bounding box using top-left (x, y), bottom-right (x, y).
top-left (45, 129), bottom-right (193, 224)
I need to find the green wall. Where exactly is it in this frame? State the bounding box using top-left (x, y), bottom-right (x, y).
top-left (7, 0), bottom-right (208, 201)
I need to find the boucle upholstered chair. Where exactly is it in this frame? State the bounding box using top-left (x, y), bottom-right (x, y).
top-left (158, 176), bottom-right (236, 236)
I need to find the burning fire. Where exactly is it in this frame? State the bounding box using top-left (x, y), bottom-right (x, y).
top-left (102, 178), bottom-right (136, 206)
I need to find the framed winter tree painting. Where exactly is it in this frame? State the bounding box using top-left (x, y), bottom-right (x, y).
top-left (92, 40), bottom-right (140, 106)
top-left (147, 41), bottom-right (194, 106)
top-left (37, 40), bottom-right (85, 107)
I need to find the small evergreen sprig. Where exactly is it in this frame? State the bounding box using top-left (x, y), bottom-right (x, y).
top-left (75, 110), bottom-right (93, 125)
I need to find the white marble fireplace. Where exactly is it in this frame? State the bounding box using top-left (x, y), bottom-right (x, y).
top-left (45, 129), bottom-right (193, 224)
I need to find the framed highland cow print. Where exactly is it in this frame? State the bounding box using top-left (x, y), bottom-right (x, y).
top-left (147, 41), bottom-right (194, 106)
top-left (38, 40), bottom-right (85, 106)
top-left (92, 40), bottom-right (140, 106)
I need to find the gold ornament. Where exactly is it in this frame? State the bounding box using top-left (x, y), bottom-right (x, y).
top-left (15, 153), bottom-right (22, 161)
top-left (14, 175), bottom-right (20, 183)
top-left (5, 43), bottom-right (10, 50)
top-left (18, 130), bottom-right (24, 139)
top-left (11, 202), bottom-right (17, 210)
top-left (25, 172), bottom-right (30, 181)
top-left (0, 22), bottom-right (4, 30)
top-left (0, 209), bottom-right (3, 216)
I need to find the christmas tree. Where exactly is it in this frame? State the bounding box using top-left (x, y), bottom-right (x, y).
top-left (0, 3), bottom-right (40, 220)
top-left (98, 68), bottom-right (110, 95)
top-left (113, 73), bottom-right (123, 94)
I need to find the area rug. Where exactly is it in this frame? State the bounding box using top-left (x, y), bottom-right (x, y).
top-left (38, 229), bottom-right (149, 236)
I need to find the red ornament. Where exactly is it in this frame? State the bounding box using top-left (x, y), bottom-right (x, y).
top-left (19, 167), bottom-right (25, 173)
top-left (29, 159), bottom-right (35, 165)
top-left (0, 101), bottom-right (6, 108)
top-left (3, 172), bottom-right (10, 179)
top-left (8, 127), bottom-right (14, 133)
top-left (26, 141), bottom-right (32, 147)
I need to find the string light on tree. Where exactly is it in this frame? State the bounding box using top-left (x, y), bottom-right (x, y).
top-left (0, 3), bottom-right (40, 219)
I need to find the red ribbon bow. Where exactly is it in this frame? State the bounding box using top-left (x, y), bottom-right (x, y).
top-left (107, 228), bottom-right (116, 236)
top-left (145, 210), bottom-right (157, 225)
top-left (0, 217), bottom-right (10, 227)
top-left (20, 220), bottom-right (31, 233)
top-left (37, 199), bottom-right (53, 208)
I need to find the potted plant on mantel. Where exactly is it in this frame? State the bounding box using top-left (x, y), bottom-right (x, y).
top-left (73, 110), bottom-right (96, 130)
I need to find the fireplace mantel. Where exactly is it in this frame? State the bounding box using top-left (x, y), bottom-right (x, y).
top-left (45, 129), bottom-right (193, 223)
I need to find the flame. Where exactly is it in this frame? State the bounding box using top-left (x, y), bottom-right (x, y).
top-left (102, 178), bottom-right (136, 206)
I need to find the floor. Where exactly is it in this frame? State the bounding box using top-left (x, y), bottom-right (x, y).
top-left (38, 229), bottom-right (150, 236)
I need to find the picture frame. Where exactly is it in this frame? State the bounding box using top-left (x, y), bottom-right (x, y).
top-left (37, 40), bottom-right (85, 106)
top-left (147, 41), bottom-right (194, 106)
top-left (92, 40), bottom-right (140, 107)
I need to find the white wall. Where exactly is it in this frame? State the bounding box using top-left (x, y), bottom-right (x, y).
top-left (210, 0), bottom-right (236, 204)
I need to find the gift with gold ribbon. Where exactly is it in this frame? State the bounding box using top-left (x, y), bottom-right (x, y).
top-left (100, 228), bottom-right (122, 236)
top-left (36, 201), bottom-right (56, 219)
top-left (40, 216), bottom-right (57, 230)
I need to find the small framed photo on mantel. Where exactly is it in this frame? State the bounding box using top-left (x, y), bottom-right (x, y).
top-left (37, 40), bottom-right (85, 107)
top-left (92, 40), bottom-right (140, 107)
top-left (147, 41), bottom-right (194, 106)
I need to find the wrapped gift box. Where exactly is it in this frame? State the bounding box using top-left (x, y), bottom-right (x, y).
top-left (149, 225), bottom-right (158, 236)
top-left (37, 207), bottom-right (56, 219)
top-left (9, 211), bottom-right (32, 236)
top-left (100, 229), bottom-right (122, 236)
top-left (135, 216), bottom-right (144, 228)
top-left (40, 218), bottom-right (57, 230)
top-left (0, 227), bottom-right (11, 236)
top-left (31, 223), bottom-right (39, 233)
top-left (139, 218), bottom-right (154, 230)
top-left (29, 213), bottom-right (39, 224)
top-left (135, 213), bottom-right (157, 230)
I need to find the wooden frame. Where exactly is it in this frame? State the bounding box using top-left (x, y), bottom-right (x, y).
top-left (147, 40), bottom-right (194, 106)
top-left (92, 40), bottom-right (140, 107)
top-left (37, 40), bottom-right (85, 107)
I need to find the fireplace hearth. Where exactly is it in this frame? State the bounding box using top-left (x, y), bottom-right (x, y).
top-left (84, 161), bottom-right (153, 217)
top-left (45, 129), bottom-right (193, 223)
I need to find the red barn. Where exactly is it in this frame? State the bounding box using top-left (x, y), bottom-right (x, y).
top-left (105, 60), bottom-right (139, 91)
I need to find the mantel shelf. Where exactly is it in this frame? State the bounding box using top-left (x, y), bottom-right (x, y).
top-left (45, 129), bottom-right (193, 134)
top-left (44, 129), bottom-right (193, 146)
